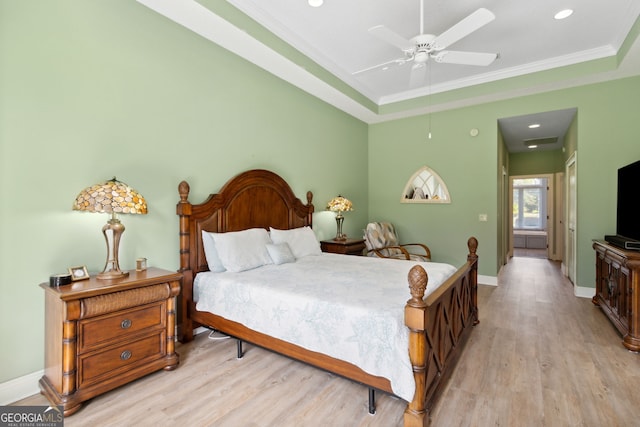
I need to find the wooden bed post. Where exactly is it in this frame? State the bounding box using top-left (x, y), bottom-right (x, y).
top-left (404, 237), bottom-right (479, 426)
top-left (177, 181), bottom-right (194, 342)
top-left (467, 237), bottom-right (479, 325)
top-left (404, 265), bottom-right (429, 427)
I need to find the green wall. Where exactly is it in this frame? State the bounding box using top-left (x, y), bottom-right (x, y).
top-left (368, 107), bottom-right (499, 271)
top-left (369, 75), bottom-right (640, 283)
top-left (509, 149), bottom-right (565, 176)
top-left (0, 1), bottom-right (368, 383)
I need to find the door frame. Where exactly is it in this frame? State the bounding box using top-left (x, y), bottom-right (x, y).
top-left (564, 152), bottom-right (578, 284)
top-left (509, 174), bottom-right (554, 258)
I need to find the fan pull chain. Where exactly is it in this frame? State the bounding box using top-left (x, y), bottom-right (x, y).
top-left (427, 61), bottom-right (432, 140)
top-left (420, 0), bottom-right (424, 34)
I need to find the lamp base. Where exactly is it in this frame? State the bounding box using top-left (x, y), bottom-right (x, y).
top-left (97, 270), bottom-right (129, 280)
top-left (334, 213), bottom-right (346, 241)
top-left (97, 215), bottom-right (128, 281)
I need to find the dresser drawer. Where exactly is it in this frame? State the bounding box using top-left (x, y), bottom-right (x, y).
top-left (78, 332), bottom-right (165, 388)
top-left (78, 302), bottom-right (165, 352)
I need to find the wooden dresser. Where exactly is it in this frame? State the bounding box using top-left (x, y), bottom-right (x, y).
top-left (39, 267), bottom-right (182, 415)
top-left (592, 240), bottom-right (640, 351)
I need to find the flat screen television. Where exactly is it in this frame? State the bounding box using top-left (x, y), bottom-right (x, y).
top-left (606, 160), bottom-right (640, 250)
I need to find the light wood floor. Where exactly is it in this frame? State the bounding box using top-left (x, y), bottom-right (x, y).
top-left (512, 247), bottom-right (548, 258)
top-left (14, 257), bottom-right (640, 426)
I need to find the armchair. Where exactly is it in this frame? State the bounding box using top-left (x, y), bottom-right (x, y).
top-left (363, 222), bottom-right (431, 261)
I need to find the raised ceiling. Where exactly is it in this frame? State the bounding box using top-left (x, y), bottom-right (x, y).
top-left (137, 0), bottom-right (640, 126)
top-left (224, 0), bottom-right (639, 105)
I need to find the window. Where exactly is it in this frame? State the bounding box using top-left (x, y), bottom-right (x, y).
top-left (513, 178), bottom-right (547, 230)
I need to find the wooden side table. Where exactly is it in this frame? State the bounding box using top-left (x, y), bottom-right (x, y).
top-left (320, 238), bottom-right (366, 256)
top-left (39, 267), bottom-right (182, 415)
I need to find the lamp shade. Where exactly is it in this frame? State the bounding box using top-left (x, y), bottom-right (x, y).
top-left (326, 195), bottom-right (353, 213)
top-left (73, 177), bottom-right (147, 215)
top-left (73, 177), bottom-right (147, 280)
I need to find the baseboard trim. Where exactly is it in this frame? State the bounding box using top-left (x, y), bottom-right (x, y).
top-left (574, 285), bottom-right (594, 299)
top-left (0, 370), bottom-right (42, 406)
top-left (479, 275), bottom-right (498, 286)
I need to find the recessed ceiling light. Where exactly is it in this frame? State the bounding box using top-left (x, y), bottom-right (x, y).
top-left (308, 0), bottom-right (323, 7)
top-left (528, 145), bottom-right (538, 149)
top-left (528, 123), bottom-right (541, 129)
top-left (554, 9), bottom-right (573, 20)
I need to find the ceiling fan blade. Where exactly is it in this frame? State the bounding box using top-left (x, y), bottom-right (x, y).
top-left (433, 50), bottom-right (497, 66)
top-left (433, 8), bottom-right (495, 51)
top-left (352, 57), bottom-right (409, 75)
top-left (409, 63), bottom-right (427, 88)
top-left (368, 25), bottom-right (413, 52)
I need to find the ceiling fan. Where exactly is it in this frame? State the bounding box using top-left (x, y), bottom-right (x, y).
top-left (354, 1), bottom-right (498, 86)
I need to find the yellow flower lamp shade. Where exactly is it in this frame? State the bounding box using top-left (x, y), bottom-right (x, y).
top-left (327, 195), bottom-right (353, 241)
top-left (73, 177), bottom-right (147, 280)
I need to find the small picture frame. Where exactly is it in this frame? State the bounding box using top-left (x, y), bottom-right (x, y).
top-left (68, 265), bottom-right (90, 281)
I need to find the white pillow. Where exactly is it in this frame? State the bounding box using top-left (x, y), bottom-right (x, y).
top-left (211, 228), bottom-right (273, 272)
top-left (265, 242), bottom-right (296, 265)
top-left (201, 231), bottom-right (226, 272)
top-left (269, 226), bottom-right (321, 258)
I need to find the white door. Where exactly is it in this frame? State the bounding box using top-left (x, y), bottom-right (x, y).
top-left (566, 153), bottom-right (577, 284)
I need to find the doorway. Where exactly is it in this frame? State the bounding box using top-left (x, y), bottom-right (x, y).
top-left (510, 174), bottom-right (553, 259)
top-left (498, 107), bottom-right (577, 264)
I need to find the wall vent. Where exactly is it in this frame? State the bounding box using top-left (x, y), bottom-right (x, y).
top-left (523, 136), bottom-right (558, 146)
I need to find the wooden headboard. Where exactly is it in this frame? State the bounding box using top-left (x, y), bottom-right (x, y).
top-left (176, 169), bottom-right (314, 338)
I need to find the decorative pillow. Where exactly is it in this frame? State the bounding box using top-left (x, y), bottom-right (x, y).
top-left (265, 242), bottom-right (296, 265)
top-left (269, 226), bottom-right (321, 258)
top-left (201, 231), bottom-right (226, 272)
top-left (210, 228), bottom-right (273, 272)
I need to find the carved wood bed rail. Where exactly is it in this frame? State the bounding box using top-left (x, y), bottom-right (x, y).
top-left (176, 169), bottom-right (479, 426)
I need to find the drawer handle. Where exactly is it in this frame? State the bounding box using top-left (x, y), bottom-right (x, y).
top-left (120, 350), bottom-right (132, 361)
top-left (121, 319), bottom-right (132, 329)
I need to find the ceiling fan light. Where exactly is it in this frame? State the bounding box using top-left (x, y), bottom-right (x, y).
top-left (414, 51), bottom-right (429, 63)
top-left (308, 0), bottom-right (323, 7)
top-left (554, 9), bottom-right (573, 20)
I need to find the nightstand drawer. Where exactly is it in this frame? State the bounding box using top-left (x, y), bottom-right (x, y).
top-left (78, 332), bottom-right (165, 388)
top-left (78, 303), bottom-right (165, 352)
top-left (320, 238), bottom-right (366, 255)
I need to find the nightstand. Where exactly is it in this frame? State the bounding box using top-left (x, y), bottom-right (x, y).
top-left (320, 238), bottom-right (366, 256)
top-left (39, 267), bottom-right (181, 416)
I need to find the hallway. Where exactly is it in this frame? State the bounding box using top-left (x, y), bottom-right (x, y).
top-left (431, 257), bottom-right (640, 426)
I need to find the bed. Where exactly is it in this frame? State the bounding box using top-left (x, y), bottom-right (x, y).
top-left (176, 169), bottom-right (479, 426)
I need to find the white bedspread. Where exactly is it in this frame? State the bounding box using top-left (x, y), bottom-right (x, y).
top-left (194, 253), bottom-right (457, 402)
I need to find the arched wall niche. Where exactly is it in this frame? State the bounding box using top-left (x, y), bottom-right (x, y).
top-left (400, 165), bottom-right (451, 204)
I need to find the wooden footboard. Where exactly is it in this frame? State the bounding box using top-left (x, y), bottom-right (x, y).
top-left (404, 237), bottom-right (478, 426)
top-left (176, 170), bottom-right (479, 427)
